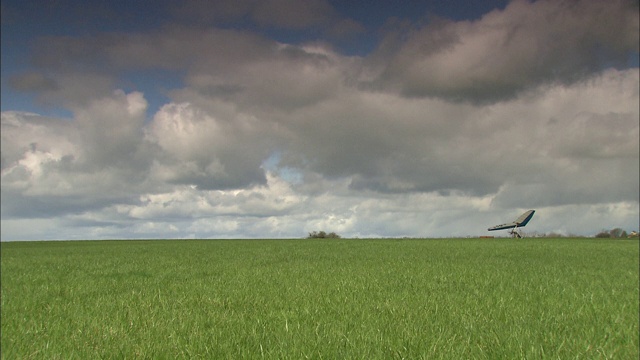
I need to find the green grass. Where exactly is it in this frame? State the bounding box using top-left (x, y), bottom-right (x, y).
top-left (2, 238), bottom-right (638, 359)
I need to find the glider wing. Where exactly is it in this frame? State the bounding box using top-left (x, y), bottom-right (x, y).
top-left (488, 210), bottom-right (535, 231)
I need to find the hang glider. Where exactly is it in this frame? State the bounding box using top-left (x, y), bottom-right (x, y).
top-left (488, 210), bottom-right (535, 238)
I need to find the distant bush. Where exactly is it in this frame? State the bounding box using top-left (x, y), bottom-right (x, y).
top-left (595, 228), bottom-right (629, 239)
top-left (307, 231), bottom-right (341, 239)
top-left (609, 228), bottom-right (627, 238)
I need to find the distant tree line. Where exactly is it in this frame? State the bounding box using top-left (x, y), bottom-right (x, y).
top-left (305, 229), bottom-right (637, 239)
top-left (525, 228), bottom-right (638, 238)
top-left (307, 231), bottom-right (341, 239)
top-left (496, 228), bottom-right (638, 239)
top-left (595, 228), bottom-right (634, 239)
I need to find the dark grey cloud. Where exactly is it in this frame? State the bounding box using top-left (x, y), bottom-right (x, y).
top-left (366, 0), bottom-right (639, 103)
top-left (0, 189), bottom-right (141, 219)
top-left (171, 0), bottom-right (335, 28)
top-left (170, 0), bottom-right (364, 38)
top-left (8, 72), bottom-right (58, 92)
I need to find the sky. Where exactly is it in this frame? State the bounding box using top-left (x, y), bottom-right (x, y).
top-left (1, 0), bottom-right (639, 240)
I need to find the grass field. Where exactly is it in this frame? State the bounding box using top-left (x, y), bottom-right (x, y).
top-left (1, 238), bottom-right (638, 359)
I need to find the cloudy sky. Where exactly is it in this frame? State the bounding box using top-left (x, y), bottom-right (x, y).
top-left (1, 0), bottom-right (638, 240)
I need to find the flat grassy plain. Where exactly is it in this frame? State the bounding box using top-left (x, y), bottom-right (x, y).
top-left (1, 238), bottom-right (638, 359)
